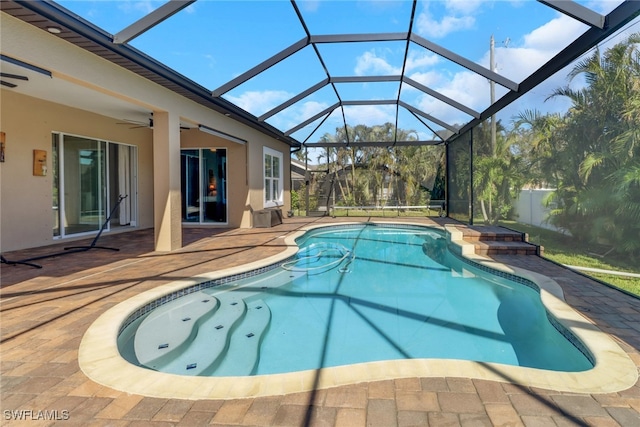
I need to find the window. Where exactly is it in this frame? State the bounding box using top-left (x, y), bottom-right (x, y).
top-left (52, 133), bottom-right (137, 238)
top-left (264, 147), bottom-right (282, 208)
top-left (180, 148), bottom-right (227, 223)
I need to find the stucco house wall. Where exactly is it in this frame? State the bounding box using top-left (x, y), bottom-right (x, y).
top-left (0, 12), bottom-right (292, 252)
top-left (0, 91), bottom-right (155, 251)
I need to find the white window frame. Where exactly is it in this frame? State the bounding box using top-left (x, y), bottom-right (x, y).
top-left (263, 147), bottom-right (283, 208)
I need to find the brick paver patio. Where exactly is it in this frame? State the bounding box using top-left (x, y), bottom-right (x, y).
top-left (1, 217), bottom-right (639, 426)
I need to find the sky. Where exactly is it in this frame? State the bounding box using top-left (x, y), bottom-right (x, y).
top-left (56, 0), bottom-right (638, 143)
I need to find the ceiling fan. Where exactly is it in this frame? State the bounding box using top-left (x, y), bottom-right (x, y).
top-left (0, 72), bottom-right (28, 88)
top-left (116, 114), bottom-right (191, 130)
top-left (116, 117), bottom-right (154, 129)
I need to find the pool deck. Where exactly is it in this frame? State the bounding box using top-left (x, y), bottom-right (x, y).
top-left (1, 216), bottom-right (639, 426)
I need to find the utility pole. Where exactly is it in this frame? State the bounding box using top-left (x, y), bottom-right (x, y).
top-left (490, 34), bottom-right (496, 158)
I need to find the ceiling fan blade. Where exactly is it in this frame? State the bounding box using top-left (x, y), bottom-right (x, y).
top-left (117, 118), bottom-right (149, 128)
top-left (118, 116), bottom-right (191, 130)
top-left (0, 72), bottom-right (28, 81)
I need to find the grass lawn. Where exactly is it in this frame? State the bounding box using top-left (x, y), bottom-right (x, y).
top-left (499, 221), bottom-right (640, 297)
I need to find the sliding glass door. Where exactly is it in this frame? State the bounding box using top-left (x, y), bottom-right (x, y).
top-left (52, 133), bottom-right (137, 238)
top-left (181, 148), bottom-right (227, 223)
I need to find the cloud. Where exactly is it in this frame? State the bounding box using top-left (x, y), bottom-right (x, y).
top-left (406, 70), bottom-right (446, 88)
top-left (472, 14), bottom-right (587, 84)
top-left (268, 99), bottom-right (333, 133)
top-left (202, 53), bottom-right (217, 70)
top-left (486, 46), bottom-right (553, 82)
top-left (522, 14), bottom-right (586, 52)
top-left (414, 1), bottom-right (477, 39)
top-left (298, 101), bottom-right (331, 121)
top-left (445, 0), bottom-right (484, 15)
top-left (227, 3), bottom-right (630, 138)
top-left (355, 51), bottom-right (399, 75)
top-left (405, 51), bottom-right (441, 72)
top-left (409, 12), bottom-right (594, 127)
top-left (225, 90), bottom-right (292, 116)
top-left (416, 13), bottom-right (475, 39)
top-left (414, 71), bottom-right (489, 126)
top-left (343, 104), bottom-right (396, 126)
top-left (354, 49), bottom-right (439, 76)
top-left (299, 0), bottom-right (321, 13)
top-left (117, 0), bottom-right (159, 15)
top-left (277, 101), bottom-right (396, 139)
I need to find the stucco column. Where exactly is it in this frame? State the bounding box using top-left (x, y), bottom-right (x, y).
top-left (152, 111), bottom-right (182, 251)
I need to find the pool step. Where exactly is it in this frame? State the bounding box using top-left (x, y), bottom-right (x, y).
top-left (205, 299), bottom-right (271, 376)
top-left (150, 292), bottom-right (247, 375)
top-left (134, 291), bottom-right (218, 366)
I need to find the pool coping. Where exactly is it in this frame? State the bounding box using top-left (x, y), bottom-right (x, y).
top-left (78, 221), bottom-right (638, 400)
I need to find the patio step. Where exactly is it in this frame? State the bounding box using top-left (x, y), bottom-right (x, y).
top-left (457, 226), bottom-right (525, 242)
top-left (470, 240), bottom-right (539, 256)
top-left (448, 225), bottom-right (542, 256)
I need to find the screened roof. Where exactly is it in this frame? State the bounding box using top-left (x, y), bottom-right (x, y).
top-left (4, 0), bottom-right (640, 147)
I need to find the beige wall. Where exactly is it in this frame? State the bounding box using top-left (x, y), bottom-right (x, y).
top-left (246, 137), bottom-right (292, 221)
top-left (0, 90), bottom-right (293, 251)
top-left (0, 90), bottom-right (154, 251)
top-left (1, 12), bottom-right (293, 252)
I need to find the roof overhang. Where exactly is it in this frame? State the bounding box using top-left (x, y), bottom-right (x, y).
top-left (0, 0), bottom-right (301, 148)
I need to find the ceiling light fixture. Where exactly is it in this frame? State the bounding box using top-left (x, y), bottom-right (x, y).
top-left (198, 125), bottom-right (246, 145)
top-left (46, 26), bottom-right (62, 34)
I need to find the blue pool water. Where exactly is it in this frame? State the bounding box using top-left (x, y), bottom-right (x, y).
top-left (118, 224), bottom-right (593, 377)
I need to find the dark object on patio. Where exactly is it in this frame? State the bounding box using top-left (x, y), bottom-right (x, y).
top-left (1, 195), bottom-right (128, 269)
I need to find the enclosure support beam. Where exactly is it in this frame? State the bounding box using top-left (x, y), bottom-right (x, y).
top-left (113, 0), bottom-right (196, 44)
top-left (539, 0), bottom-right (606, 29)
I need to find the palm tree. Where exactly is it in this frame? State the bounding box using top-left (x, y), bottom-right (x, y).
top-left (513, 109), bottom-right (565, 189)
top-left (473, 119), bottom-right (525, 224)
top-left (522, 33), bottom-right (640, 259)
top-left (318, 123), bottom-right (442, 208)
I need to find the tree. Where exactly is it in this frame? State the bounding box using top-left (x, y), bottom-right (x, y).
top-left (512, 109), bottom-right (565, 189)
top-left (516, 33), bottom-right (640, 260)
top-left (473, 119), bottom-right (525, 224)
top-left (317, 123), bottom-right (443, 207)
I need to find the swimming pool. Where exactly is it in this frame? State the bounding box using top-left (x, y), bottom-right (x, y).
top-left (119, 223), bottom-right (592, 376)
top-left (79, 222), bottom-right (638, 399)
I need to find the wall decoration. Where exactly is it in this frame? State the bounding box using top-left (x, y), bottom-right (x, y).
top-left (33, 149), bottom-right (47, 176)
top-left (0, 132), bottom-right (5, 162)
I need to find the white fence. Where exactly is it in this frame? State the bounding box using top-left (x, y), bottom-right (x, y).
top-left (513, 189), bottom-right (560, 231)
